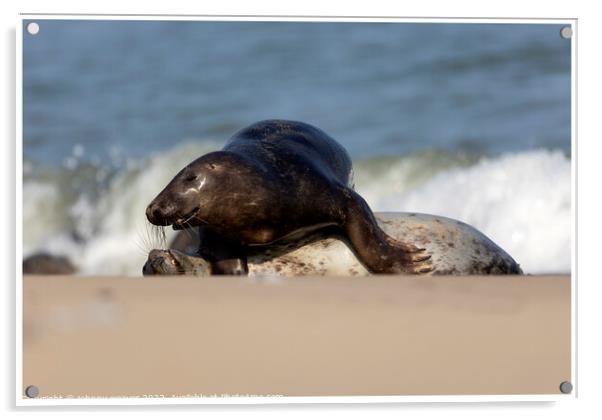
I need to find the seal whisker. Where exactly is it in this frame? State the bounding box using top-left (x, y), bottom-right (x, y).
top-left (182, 221), bottom-right (196, 240)
top-left (135, 242), bottom-right (151, 258)
top-left (145, 221), bottom-right (158, 249)
top-left (134, 223), bottom-right (157, 257)
top-left (157, 225), bottom-right (167, 249)
top-left (148, 224), bottom-right (167, 249)
top-left (177, 209), bottom-right (200, 227)
top-left (194, 215), bottom-right (210, 225)
top-left (137, 222), bottom-right (153, 253)
top-left (140, 220), bottom-right (165, 251)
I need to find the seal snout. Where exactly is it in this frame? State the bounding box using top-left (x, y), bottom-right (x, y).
top-left (146, 201), bottom-right (175, 226)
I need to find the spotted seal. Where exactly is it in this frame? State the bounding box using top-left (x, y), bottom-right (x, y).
top-left (146, 120), bottom-right (432, 275)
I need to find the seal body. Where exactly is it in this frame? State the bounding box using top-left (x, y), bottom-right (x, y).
top-left (146, 212), bottom-right (522, 276)
top-left (146, 120), bottom-right (431, 275)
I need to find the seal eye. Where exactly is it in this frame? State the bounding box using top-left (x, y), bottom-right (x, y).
top-left (185, 175), bottom-right (198, 182)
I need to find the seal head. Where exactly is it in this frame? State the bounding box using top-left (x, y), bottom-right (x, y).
top-left (142, 249), bottom-right (211, 276)
top-left (146, 151), bottom-right (238, 230)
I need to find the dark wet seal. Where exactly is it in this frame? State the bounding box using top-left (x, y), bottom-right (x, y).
top-left (23, 253), bottom-right (76, 275)
top-left (146, 120), bottom-right (432, 276)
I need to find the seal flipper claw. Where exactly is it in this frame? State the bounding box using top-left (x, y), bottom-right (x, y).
top-left (412, 254), bottom-right (432, 263)
top-left (338, 187), bottom-right (433, 275)
top-left (417, 265), bottom-right (434, 274)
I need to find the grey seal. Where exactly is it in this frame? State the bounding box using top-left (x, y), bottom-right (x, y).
top-left (146, 120), bottom-right (432, 275)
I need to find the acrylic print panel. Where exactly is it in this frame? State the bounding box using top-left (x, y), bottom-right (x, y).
top-left (20, 17), bottom-right (573, 402)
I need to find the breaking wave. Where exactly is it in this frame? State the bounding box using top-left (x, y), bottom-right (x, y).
top-left (23, 143), bottom-right (571, 275)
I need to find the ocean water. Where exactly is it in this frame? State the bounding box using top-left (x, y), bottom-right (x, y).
top-left (22, 20), bottom-right (572, 275)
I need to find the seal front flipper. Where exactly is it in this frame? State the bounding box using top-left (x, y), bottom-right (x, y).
top-left (384, 237), bottom-right (433, 272)
top-left (197, 225), bottom-right (249, 275)
top-left (337, 187), bottom-right (433, 274)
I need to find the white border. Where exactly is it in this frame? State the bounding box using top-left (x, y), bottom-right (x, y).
top-left (18, 14), bottom-right (575, 23)
top-left (15, 16), bottom-right (24, 409)
top-left (570, 18), bottom-right (578, 401)
top-left (15, 14), bottom-right (577, 407)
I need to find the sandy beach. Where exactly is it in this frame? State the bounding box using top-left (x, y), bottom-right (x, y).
top-left (22, 275), bottom-right (571, 398)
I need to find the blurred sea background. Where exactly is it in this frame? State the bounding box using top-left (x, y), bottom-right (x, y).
top-left (22, 20), bottom-right (572, 275)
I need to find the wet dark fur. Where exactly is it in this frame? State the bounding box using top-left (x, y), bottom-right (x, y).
top-left (146, 120), bottom-right (431, 275)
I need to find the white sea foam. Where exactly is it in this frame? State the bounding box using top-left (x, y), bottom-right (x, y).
top-left (23, 181), bottom-right (66, 254)
top-left (23, 146), bottom-right (571, 275)
top-left (23, 141), bottom-right (222, 275)
top-left (357, 149), bottom-right (571, 274)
